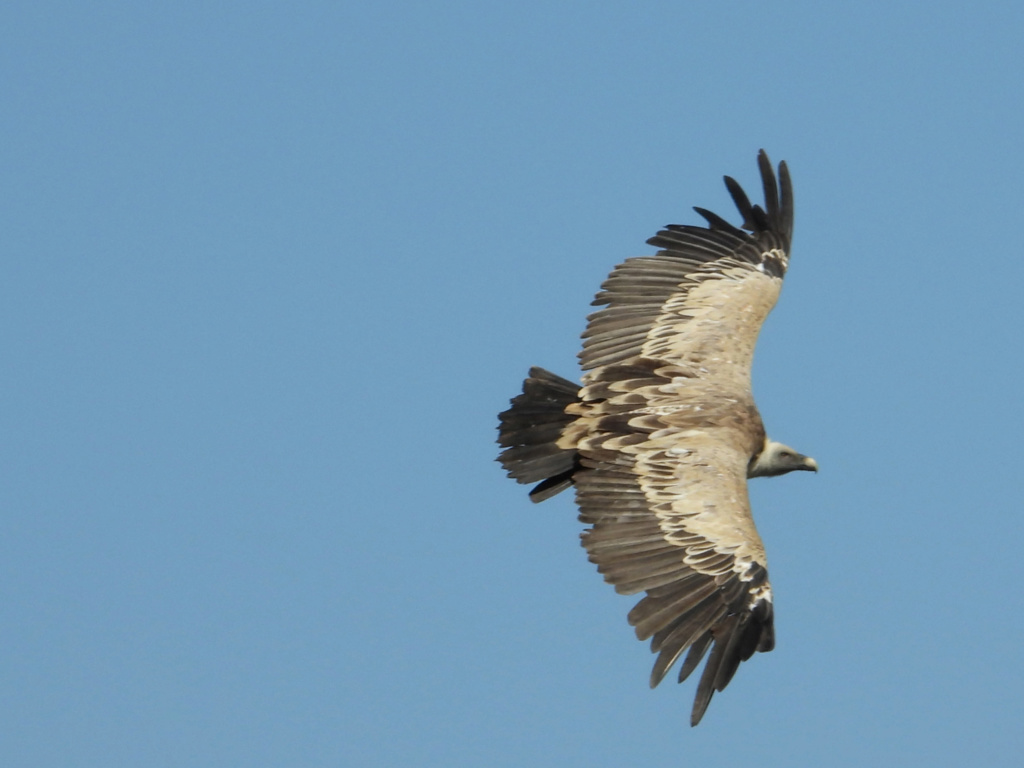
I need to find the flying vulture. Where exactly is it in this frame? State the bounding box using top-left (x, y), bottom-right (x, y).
top-left (497, 150), bottom-right (816, 726)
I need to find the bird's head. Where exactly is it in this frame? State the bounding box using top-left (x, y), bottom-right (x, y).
top-left (748, 439), bottom-right (818, 478)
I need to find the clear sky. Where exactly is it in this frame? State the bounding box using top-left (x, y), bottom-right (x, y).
top-left (2, 1), bottom-right (1022, 766)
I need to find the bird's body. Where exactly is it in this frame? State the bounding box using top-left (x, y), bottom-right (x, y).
top-left (497, 151), bottom-right (816, 726)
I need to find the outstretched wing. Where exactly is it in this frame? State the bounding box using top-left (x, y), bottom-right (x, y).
top-left (571, 359), bottom-right (773, 726)
top-left (567, 152), bottom-right (793, 724)
top-left (580, 150), bottom-right (792, 382)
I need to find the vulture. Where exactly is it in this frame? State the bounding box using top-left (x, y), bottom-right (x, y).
top-left (496, 150), bottom-right (816, 726)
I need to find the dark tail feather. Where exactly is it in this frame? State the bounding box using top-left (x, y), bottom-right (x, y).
top-left (497, 367), bottom-right (581, 502)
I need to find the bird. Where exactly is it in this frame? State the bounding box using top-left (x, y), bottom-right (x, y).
top-left (496, 150), bottom-right (816, 726)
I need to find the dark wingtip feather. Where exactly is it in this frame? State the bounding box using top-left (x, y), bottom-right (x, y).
top-left (689, 616), bottom-right (738, 727)
top-left (758, 149), bottom-right (794, 247)
top-left (757, 150), bottom-right (780, 225)
top-left (723, 175), bottom-right (756, 231)
top-left (778, 159), bottom-right (794, 243)
top-left (678, 568), bottom-right (774, 725)
top-left (677, 633), bottom-right (713, 684)
top-left (720, 151), bottom-right (793, 251)
top-left (692, 206), bottom-right (747, 236)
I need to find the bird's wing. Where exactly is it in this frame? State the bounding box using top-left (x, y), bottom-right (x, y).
top-left (580, 150), bottom-right (792, 383)
top-left (569, 359), bottom-right (774, 726)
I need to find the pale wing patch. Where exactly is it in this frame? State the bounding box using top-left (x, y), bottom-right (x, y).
top-left (635, 438), bottom-right (766, 572)
top-left (639, 264), bottom-right (782, 380)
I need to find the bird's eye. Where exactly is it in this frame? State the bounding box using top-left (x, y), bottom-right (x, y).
top-left (779, 451), bottom-right (792, 459)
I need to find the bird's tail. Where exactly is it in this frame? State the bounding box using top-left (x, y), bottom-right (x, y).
top-left (497, 367), bottom-right (581, 502)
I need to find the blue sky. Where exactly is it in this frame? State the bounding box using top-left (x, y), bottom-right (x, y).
top-left (2, 1), bottom-right (1023, 765)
